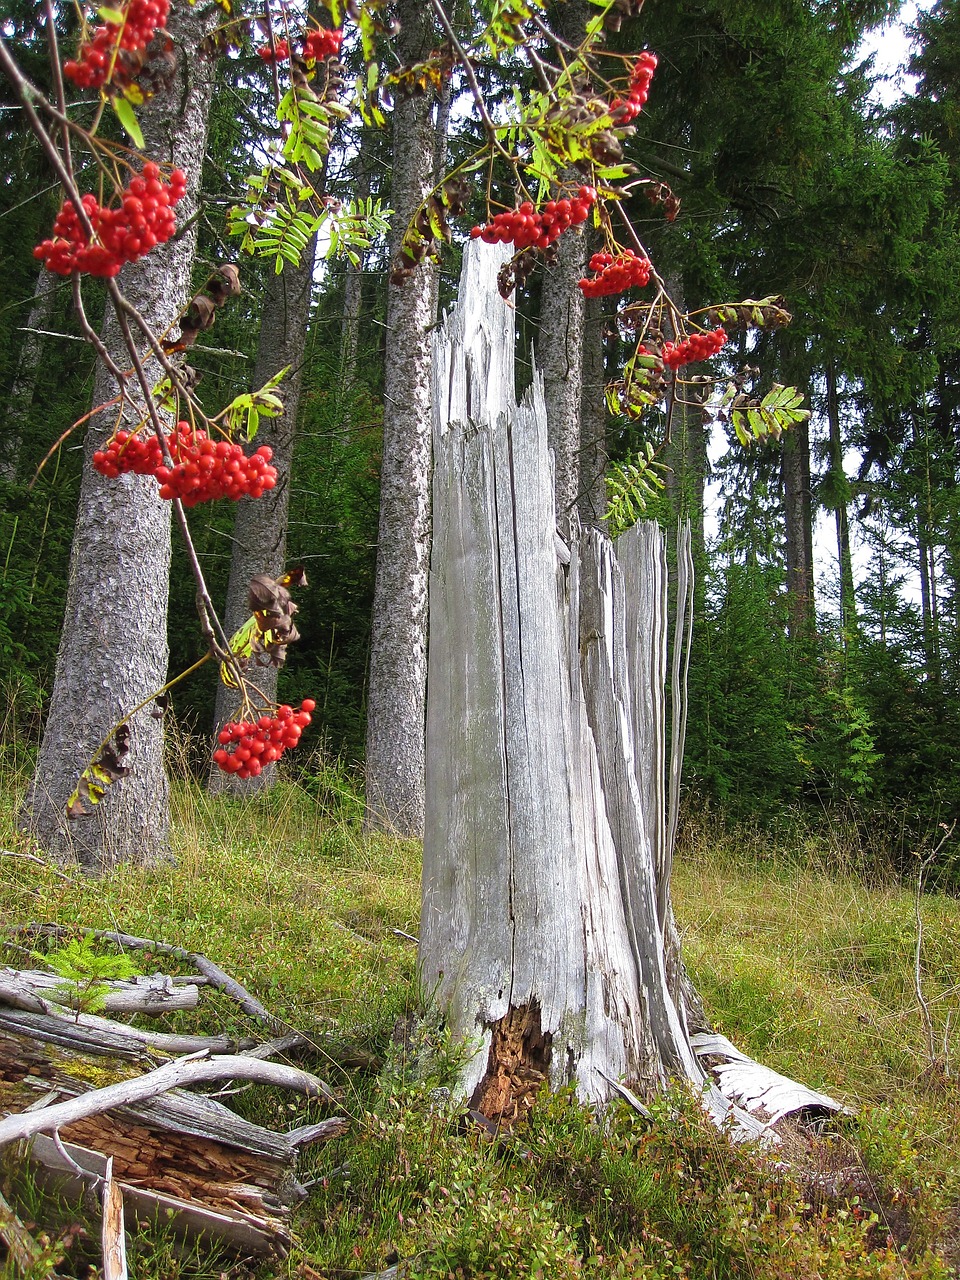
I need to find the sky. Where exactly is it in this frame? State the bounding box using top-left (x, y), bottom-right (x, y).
top-left (859, 1), bottom-right (924, 103)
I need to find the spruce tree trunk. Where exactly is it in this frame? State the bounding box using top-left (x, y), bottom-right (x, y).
top-left (781, 415), bottom-right (815, 640)
top-left (338, 138), bottom-right (373, 435)
top-left (208, 237), bottom-right (317, 795)
top-left (2, 270), bottom-right (59, 483)
top-left (541, 225), bottom-right (586, 529)
top-left (22, 3), bottom-right (216, 868)
top-left (363, 0), bottom-right (438, 836)
top-left (578, 289), bottom-right (607, 529)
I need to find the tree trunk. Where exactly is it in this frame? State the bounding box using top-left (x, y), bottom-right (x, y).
top-left (363, 0), bottom-right (439, 836)
top-left (915, 419), bottom-right (942, 687)
top-left (540, 217), bottom-right (587, 530)
top-left (21, 3), bottom-right (216, 867)
top-left (208, 237), bottom-right (317, 794)
top-left (578, 288), bottom-right (607, 528)
top-left (337, 136), bottom-right (373, 435)
top-left (781, 414), bottom-right (815, 640)
top-left (539, 0), bottom-right (591, 531)
top-left (825, 364), bottom-right (857, 653)
top-left (422, 242), bottom-right (700, 1108)
top-left (2, 269), bottom-right (59, 484)
top-left (421, 244), bottom-right (842, 1127)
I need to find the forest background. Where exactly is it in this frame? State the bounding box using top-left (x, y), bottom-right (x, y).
top-left (3, 0), bottom-right (960, 884)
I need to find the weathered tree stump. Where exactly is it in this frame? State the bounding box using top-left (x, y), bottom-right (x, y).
top-left (420, 242), bottom-right (843, 1133)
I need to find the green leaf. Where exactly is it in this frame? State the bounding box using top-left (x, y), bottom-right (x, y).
top-left (731, 384), bottom-right (810, 446)
top-left (97, 6), bottom-right (125, 22)
top-left (112, 96), bottom-right (145, 150)
top-left (604, 452), bottom-right (667, 535)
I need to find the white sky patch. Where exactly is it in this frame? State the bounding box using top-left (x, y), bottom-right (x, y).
top-left (857, 2), bottom-right (926, 105)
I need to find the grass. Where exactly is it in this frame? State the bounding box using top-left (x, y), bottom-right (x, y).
top-left (1, 752), bottom-right (959, 1278)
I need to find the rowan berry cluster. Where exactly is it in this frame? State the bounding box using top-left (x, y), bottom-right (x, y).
top-left (610, 51), bottom-right (658, 125)
top-left (579, 249), bottom-right (651, 297)
top-left (213, 699), bottom-right (315, 778)
top-left (470, 186), bottom-right (597, 251)
top-left (662, 328), bottom-right (727, 369)
top-left (303, 27), bottom-right (343, 59)
top-left (92, 430), bottom-right (163, 477)
top-left (93, 424), bottom-right (278, 506)
top-left (34, 163), bottom-right (186, 277)
top-left (257, 27), bottom-right (343, 63)
top-left (64, 0), bottom-right (171, 89)
top-left (257, 38), bottom-right (289, 61)
top-left (156, 425), bottom-right (277, 505)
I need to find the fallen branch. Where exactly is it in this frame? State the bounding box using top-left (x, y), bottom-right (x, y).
top-left (242, 1031), bottom-right (307, 1060)
top-left (284, 1117), bottom-right (350, 1147)
top-left (10, 924), bottom-right (278, 1025)
top-left (0, 1004), bottom-right (250, 1059)
top-left (2, 968), bottom-right (200, 1015)
top-left (0, 1051), bottom-right (335, 1146)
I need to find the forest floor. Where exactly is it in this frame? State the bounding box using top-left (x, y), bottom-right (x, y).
top-left (0, 760), bottom-right (958, 1279)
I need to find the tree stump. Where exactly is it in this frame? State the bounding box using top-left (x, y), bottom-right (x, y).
top-left (420, 242), bottom-right (843, 1134)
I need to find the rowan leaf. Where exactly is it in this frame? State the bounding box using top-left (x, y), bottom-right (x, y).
top-left (731, 384), bottom-right (810, 446)
top-left (220, 615), bottom-right (260, 686)
top-left (66, 724), bottom-right (131, 819)
top-left (112, 96), bottom-right (145, 150)
top-left (605, 451), bottom-right (667, 536)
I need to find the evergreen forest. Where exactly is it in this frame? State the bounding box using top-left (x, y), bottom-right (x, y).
top-left (3, 0), bottom-right (960, 882)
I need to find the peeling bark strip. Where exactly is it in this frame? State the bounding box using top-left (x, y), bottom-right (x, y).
top-left (421, 242), bottom-right (845, 1133)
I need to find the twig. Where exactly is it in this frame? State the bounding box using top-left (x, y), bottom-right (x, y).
top-left (0, 1051), bottom-right (335, 1146)
top-left (53, 1127), bottom-right (102, 1187)
top-left (427, 0), bottom-right (514, 163)
top-left (0, 849), bottom-right (78, 883)
top-left (72, 274), bottom-right (129, 385)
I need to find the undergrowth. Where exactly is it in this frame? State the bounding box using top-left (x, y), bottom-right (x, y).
top-left (0, 754), bottom-right (958, 1278)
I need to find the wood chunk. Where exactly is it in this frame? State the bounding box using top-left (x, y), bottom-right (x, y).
top-left (101, 1157), bottom-right (128, 1280)
top-left (27, 1135), bottom-right (290, 1257)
